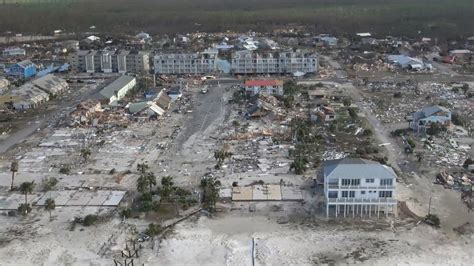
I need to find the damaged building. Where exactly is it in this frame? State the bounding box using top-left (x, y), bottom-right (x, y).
top-left (408, 105), bottom-right (452, 133)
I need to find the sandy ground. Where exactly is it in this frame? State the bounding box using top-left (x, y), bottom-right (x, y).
top-left (149, 214), bottom-right (473, 265)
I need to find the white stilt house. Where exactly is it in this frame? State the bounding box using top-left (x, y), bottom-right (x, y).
top-left (323, 158), bottom-right (397, 218)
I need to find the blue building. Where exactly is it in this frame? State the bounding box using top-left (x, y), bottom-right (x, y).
top-left (8, 60), bottom-right (37, 79)
top-left (409, 105), bottom-right (452, 133)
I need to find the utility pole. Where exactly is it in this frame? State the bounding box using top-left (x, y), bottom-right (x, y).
top-left (428, 196), bottom-right (432, 215)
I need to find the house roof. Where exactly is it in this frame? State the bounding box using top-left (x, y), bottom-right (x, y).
top-left (16, 60), bottom-right (35, 69)
top-left (31, 74), bottom-right (68, 94)
top-left (98, 75), bottom-right (135, 99)
top-left (422, 105), bottom-right (450, 117)
top-left (387, 55), bottom-right (423, 66)
top-left (245, 80), bottom-right (283, 87)
top-left (155, 90), bottom-right (172, 109)
top-left (10, 83), bottom-right (49, 103)
top-left (128, 101), bottom-right (149, 114)
top-left (323, 158), bottom-right (397, 180)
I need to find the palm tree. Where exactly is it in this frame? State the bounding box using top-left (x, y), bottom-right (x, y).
top-left (214, 149), bottom-right (232, 169)
top-left (18, 203), bottom-right (32, 216)
top-left (137, 175), bottom-right (149, 194)
top-left (10, 161), bottom-right (18, 190)
top-left (145, 172), bottom-right (157, 193)
top-left (44, 198), bottom-right (55, 221)
top-left (137, 163), bottom-right (149, 174)
top-left (290, 157), bottom-right (309, 175)
top-left (200, 177), bottom-right (221, 212)
top-left (161, 175), bottom-right (174, 187)
top-left (159, 176), bottom-right (175, 200)
top-left (290, 118), bottom-right (310, 143)
top-left (19, 181), bottom-right (35, 205)
top-left (80, 148), bottom-right (91, 162)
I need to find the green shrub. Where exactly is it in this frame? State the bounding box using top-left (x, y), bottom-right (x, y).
top-left (146, 223), bottom-right (163, 236)
top-left (41, 177), bottom-right (58, 191)
top-left (59, 165), bottom-right (71, 175)
top-left (425, 214), bottom-right (440, 227)
top-left (406, 138), bottom-right (416, 148)
top-left (140, 201), bottom-right (153, 212)
top-left (120, 208), bottom-right (132, 218)
top-left (83, 214), bottom-right (98, 226)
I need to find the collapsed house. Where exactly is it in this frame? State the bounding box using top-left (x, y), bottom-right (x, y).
top-left (70, 100), bottom-right (102, 124)
top-left (128, 89), bottom-right (171, 118)
top-left (245, 94), bottom-right (282, 118)
top-left (310, 106), bottom-right (336, 123)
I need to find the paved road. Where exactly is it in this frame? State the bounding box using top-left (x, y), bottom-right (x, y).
top-left (176, 84), bottom-right (225, 148)
top-left (0, 83), bottom-right (101, 154)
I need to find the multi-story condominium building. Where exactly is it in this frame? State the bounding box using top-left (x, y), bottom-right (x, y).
top-left (69, 50), bottom-right (150, 74)
top-left (323, 158), bottom-right (397, 218)
top-left (154, 49), bottom-right (218, 74)
top-left (231, 50), bottom-right (318, 74)
top-left (125, 51), bottom-right (150, 74)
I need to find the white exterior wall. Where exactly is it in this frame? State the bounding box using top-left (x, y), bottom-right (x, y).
top-left (117, 78), bottom-right (136, 100)
top-left (85, 54), bottom-right (95, 73)
top-left (101, 53), bottom-right (113, 73)
top-left (245, 85), bottom-right (283, 96)
top-left (117, 54), bottom-right (127, 73)
top-left (154, 54), bottom-right (217, 74)
top-left (324, 175), bottom-right (396, 218)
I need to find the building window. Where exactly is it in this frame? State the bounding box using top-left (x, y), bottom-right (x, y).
top-left (341, 191), bottom-right (355, 198)
top-left (351, 179), bottom-right (360, 186)
top-left (328, 191), bottom-right (338, 198)
top-left (361, 191), bottom-right (366, 195)
top-left (379, 191), bottom-right (393, 198)
top-left (341, 179), bottom-right (350, 186)
top-left (366, 178), bottom-right (375, 183)
top-left (380, 179), bottom-right (393, 186)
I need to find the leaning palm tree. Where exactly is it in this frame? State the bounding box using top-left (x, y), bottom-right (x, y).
top-left (10, 161), bottom-right (19, 190)
top-left (44, 198), bottom-right (56, 221)
top-left (19, 181), bottom-right (35, 205)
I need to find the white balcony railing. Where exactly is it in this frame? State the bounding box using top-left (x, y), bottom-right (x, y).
top-left (327, 198), bottom-right (397, 204)
top-left (327, 184), bottom-right (395, 190)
